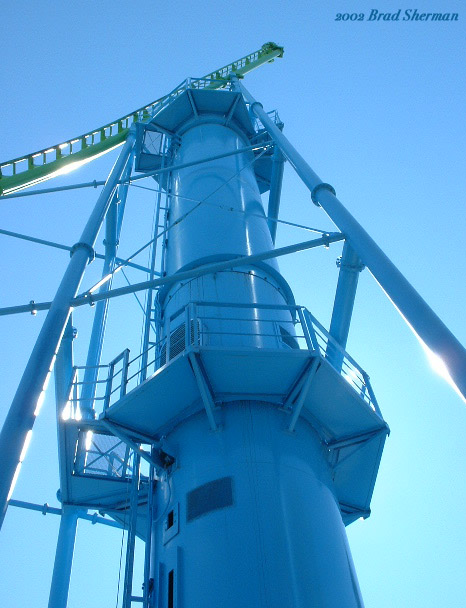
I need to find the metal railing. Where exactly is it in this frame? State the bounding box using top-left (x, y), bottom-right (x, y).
top-left (251, 109), bottom-right (283, 134)
top-left (73, 432), bottom-right (132, 479)
top-left (64, 301), bottom-right (380, 421)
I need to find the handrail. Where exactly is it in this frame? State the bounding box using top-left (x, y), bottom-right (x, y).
top-left (66, 300), bottom-right (379, 418)
top-left (0, 42), bottom-right (284, 196)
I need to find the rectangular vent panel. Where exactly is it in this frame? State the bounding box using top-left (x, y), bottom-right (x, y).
top-left (187, 477), bottom-right (233, 522)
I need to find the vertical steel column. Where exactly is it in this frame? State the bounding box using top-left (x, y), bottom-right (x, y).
top-left (54, 317), bottom-right (77, 503)
top-left (79, 194), bottom-right (118, 417)
top-left (122, 453), bottom-right (141, 608)
top-left (0, 130), bottom-right (136, 529)
top-left (51, 317), bottom-right (79, 608)
top-left (143, 465), bottom-right (155, 608)
top-left (116, 154), bottom-right (133, 239)
top-left (54, 318), bottom-right (75, 421)
top-left (80, 152), bottom-right (133, 417)
top-left (48, 506), bottom-right (79, 608)
top-left (267, 145), bottom-right (285, 244)
top-left (238, 82), bottom-right (466, 400)
top-left (327, 242), bottom-right (364, 370)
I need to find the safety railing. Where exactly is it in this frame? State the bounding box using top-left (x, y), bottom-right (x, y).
top-left (66, 338), bottom-right (168, 419)
top-left (73, 431), bottom-right (133, 479)
top-left (65, 301), bottom-right (380, 421)
top-left (251, 109), bottom-right (283, 134)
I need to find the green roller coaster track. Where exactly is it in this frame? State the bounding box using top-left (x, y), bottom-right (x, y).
top-left (0, 42), bottom-right (283, 196)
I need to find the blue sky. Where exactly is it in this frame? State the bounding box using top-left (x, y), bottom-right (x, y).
top-left (0, 1), bottom-right (465, 606)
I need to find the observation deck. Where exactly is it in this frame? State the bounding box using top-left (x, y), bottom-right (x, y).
top-left (61, 302), bottom-right (388, 528)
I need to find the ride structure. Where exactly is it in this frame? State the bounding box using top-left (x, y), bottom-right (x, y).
top-left (0, 43), bottom-right (464, 607)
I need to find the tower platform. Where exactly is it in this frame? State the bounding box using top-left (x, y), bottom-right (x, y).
top-left (62, 302), bottom-right (388, 528)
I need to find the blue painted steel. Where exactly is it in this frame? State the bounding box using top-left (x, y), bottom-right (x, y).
top-left (140, 140), bottom-right (168, 383)
top-left (0, 226), bottom-right (148, 272)
top-left (79, 194), bottom-right (119, 418)
top-left (164, 125), bottom-right (279, 276)
top-left (152, 404), bottom-right (364, 607)
top-left (143, 465), bottom-right (155, 608)
top-left (24, 84), bottom-right (388, 607)
top-left (288, 356), bottom-right (320, 431)
top-left (0, 129), bottom-right (136, 529)
top-left (143, 89), bottom-right (366, 607)
top-left (48, 506), bottom-right (79, 608)
top-left (80, 153), bottom-right (133, 417)
top-left (158, 98), bottom-right (295, 352)
top-left (9, 499), bottom-right (122, 528)
top-left (267, 146), bottom-right (285, 243)
top-left (239, 81), bottom-right (466, 401)
top-left (122, 454), bottom-right (140, 608)
top-left (327, 242), bottom-right (364, 370)
top-left (0, 233), bottom-right (343, 318)
top-left (54, 318), bottom-right (78, 506)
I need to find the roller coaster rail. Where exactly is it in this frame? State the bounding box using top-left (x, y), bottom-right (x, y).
top-left (0, 42), bottom-right (283, 196)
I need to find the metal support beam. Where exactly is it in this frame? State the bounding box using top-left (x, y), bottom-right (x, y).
top-left (0, 130), bottom-right (136, 530)
top-left (9, 499), bottom-right (122, 529)
top-left (73, 233), bottom-right (344, 307)
top-left (188, 352), bottom-right (219, 431)
top-left (0, 233), bottom-right (345, 317)
top-left (116, 152), bottom-right (133, 240)
top-left (140, 140), bottom-right (168, 383)
top-left (332, 433), bottom-right (387, 472)
top-left (48, 505), bottom-right (79, 608)
top-left (327, 242), bottom-right (364, 370)
top-left (267, 145), bottom-right (285, 244)
top-left (284, 358), bottom-right (315, 408)
top-left (339, 503), bottom-right (371, 520)
top-left (99, 419), bottom-right (161, 473)
top-left (327, 427), bottom-right (388, 451)
top-left (80, 190), bottom-right (121, 418)
top-left (239, 81), bottom-right (466, 401)
top-left (76, 419), bottom-right (156, 445)
top-left (123, 453), bottom-right (140, 608)
top-left (54, 318), bottom-right (76, 503)
top-left (76, 169), bottom-right (134, 466)
top-left (143, 465), bottom-right (155, 608)
top-left (0, 227), bottom-right (150, 273)
top-left (0, 143), bottom-right (269, 200)
top-left (288, 357), bottom-right (320, 432)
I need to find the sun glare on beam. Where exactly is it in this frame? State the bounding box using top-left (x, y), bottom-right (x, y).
top-left (420, 343), bottom-right (466, 403)
top-left (85, 431), bottom-right (93, 451)
top-left (370, 272), bottom-right (465, 403)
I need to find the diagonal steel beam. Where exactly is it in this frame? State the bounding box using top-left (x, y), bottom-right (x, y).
top-left (0, 233), bottom-right (345, 317)
top-left (238, 80), bottom-right (466, 402)
top-left (0, 227), bottom-right (151, 273)
top-left (0, 130), bottom-right (136, 530)
top-left (288, 357), bottom-right (320, 432)
top-left (188, 352), bottom-right (219, 432)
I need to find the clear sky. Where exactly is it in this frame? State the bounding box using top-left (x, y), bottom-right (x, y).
top-left (0, 1), bottom-right (465, 606)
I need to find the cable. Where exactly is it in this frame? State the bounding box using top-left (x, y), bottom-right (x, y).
top-left (129, 183), bottom-right (329, 234)
top-left (121, 268), bottom-right (155, 328)
top-left (82, 145), bottom-right (272, 298)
